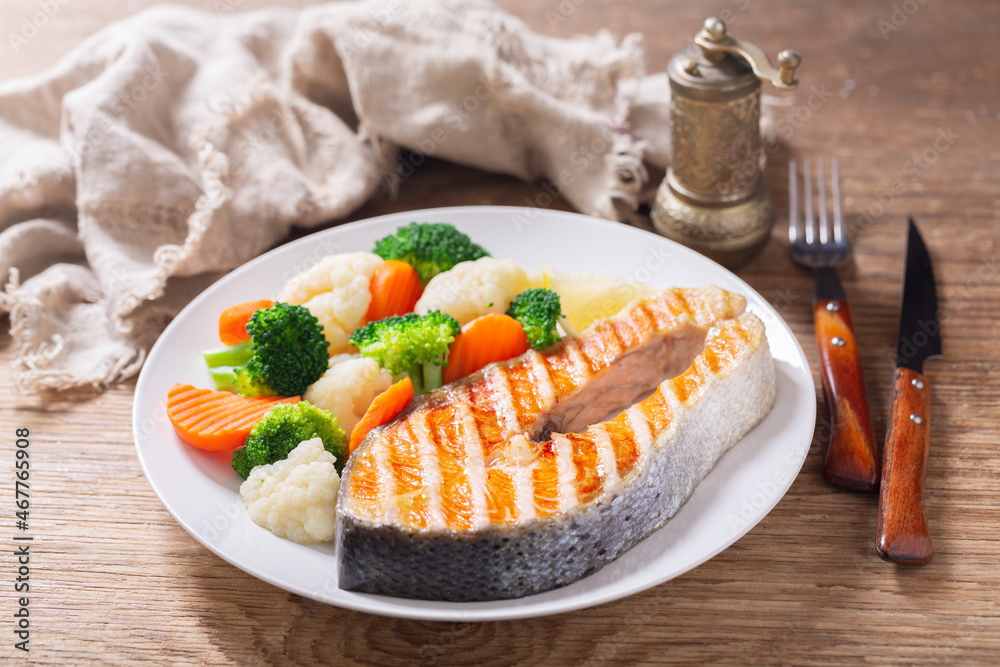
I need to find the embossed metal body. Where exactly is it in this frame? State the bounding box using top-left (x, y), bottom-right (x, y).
top-left (651, 18), bottom-right (799, 268)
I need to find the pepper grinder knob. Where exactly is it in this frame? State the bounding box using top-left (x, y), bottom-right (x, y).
top-left (778, 49), bottom-right (802, 87)
top-left (694, 17), bottom-right (800, 90)
top-left (702, 17), bottom-right (725, 40)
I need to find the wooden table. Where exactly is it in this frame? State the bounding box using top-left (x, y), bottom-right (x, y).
top-left (2, 0), bottom-right (998, 663)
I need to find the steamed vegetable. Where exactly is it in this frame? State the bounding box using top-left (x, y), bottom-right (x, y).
top-left (373, 222), bottom-right (490, 285)
top-left (218, 299), bottom-right (274, 346)
top-left (274, 251), bottom-right (384, 356)
top-left (231, 401), bottom-right (348, 479)
top-left (349, 310), bottom-right (460, 395)
top-left (443, 313), bottom-right (529, 384)
top-left (349, 377), bottom-right (414, 453)
top-left (240, 438), bottom-right (341, 544)
top-left (506, 288), bottom-right (563, 351)
top-left (414, 257), bottom-right (538, 326)
top-left (202, 302), bottom-right (329, 398)
top-left (303, 354), bottom-right (394, 436)
top-left (364, 259), bottom-right (423, 323)
top-left (166, 383), bottom-right (299, 452)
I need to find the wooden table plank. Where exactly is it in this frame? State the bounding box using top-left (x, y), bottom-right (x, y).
top-left (2, 0), bottom-right (999, 664)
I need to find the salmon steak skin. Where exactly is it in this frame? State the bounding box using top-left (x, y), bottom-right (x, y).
top-left (336, 286), bottom-right (777, 601)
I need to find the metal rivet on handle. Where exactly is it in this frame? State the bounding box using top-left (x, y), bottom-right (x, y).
top-left (912, 378), bottom-right (925, 390)
top-left (831, 337), bottom-right (846, 347)
top-left (910, 414), bottom-right (923, 424)
top-left (826, 302), bottom-right (840, 312)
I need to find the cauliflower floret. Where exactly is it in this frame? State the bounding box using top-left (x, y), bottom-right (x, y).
top-left (415, 257), bottom-right (539, 326)
top-left (304, 354), bottom-right (394, 435)
top-left (277, 252), bottom-right (383, 354)
top-left (240, 438), bottom-right (340, 544)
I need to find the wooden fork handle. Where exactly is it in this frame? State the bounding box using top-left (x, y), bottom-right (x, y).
top-left (876, 367), bottom-right (932, 565)
top-left (814, 297), bottom-right (880, 491)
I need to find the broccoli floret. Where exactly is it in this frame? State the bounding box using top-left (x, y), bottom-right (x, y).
top-left (231, 402), bottom-right (348, 479)
top-left (372, 222), bottom-right (490, 285)
top-left (202, 302), bottom-right (329, 398)
top-left (349, 310), bottom-right (460, 395)
top-left (506, 288), bottom-right (563, 351)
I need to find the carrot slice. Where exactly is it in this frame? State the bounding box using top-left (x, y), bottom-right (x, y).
top-left (166, 383), bottom-right (298, 452)
top-left (350, 377), bottom-right (414, 453)
top-left (218, 299), bottom-right (275, 346)
top-left (364, 260), bottom-right (423, 324)
top-left (443, 313), bottom-right (529, 385)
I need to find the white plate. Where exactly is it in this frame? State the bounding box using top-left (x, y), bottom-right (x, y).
top-left (133, 206), bottom-right (815, 621)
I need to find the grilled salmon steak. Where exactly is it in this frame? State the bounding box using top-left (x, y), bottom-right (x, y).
top-left (336, 286), bottom-right (777, 601)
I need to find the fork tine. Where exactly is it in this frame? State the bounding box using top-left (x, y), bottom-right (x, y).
top-left (817, 160), bottom-right (829, 244)
top-left (803, 159), bottom-right (814, 244)
top-left (788, 159), bottom-right (799, 245)
top-left (831, 158), bottom-right (844, 243)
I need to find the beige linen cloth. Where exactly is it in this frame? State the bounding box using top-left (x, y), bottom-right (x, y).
top-left (0, 0), bottom-right (675, 392)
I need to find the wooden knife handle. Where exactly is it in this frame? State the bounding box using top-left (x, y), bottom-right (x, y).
top-left (876, 367), bottom-right (932, 565)
top-left (814, 298), bottom-right (880, 491)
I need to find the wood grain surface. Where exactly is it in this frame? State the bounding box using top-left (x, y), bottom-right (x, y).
top-left (2, 0), bottom-right (1000, 664)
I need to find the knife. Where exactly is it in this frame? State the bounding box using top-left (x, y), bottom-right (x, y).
top-left (875, 218), bottom-right (941, 565)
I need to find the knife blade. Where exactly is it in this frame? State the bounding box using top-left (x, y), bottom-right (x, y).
top-left (875, 218), bottom-right (941, 565)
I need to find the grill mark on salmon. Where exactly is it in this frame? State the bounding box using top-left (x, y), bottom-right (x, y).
top-left (565, 432), bottom-right (605, 504)
top-left (552, 434), bottom-right (577, 513)
top-left (337, 286), bottom-right (773, 601)
top-left (484, 467), bottom-right (518, 524)
top-left (558, 340), bottom-right (594, 391)
top-left (385, 423), bottom-right (433, 529)
top-left (525, 351), bottom-right (556, 409)
top-left (465, 382), bottom-right (505, 458)
top-left (602, 411), bottom-right (642, 476)
top-left (531, 440), bottom-right (561, 518)
top-left (343, 441), bottom-right (385, 521)
top-left (504, 358), bottom-right (545, 424)
top-left (406, 414), bottom-right (447, 529)
top-left (485, 366), bottom-right (523, 440)
top-left (578, 321), bottom-right (625, 373)
top-left (589, 424), bottom-right (622, 491)
top-left (453, 400), bottom-right (491, 528)
top-left (425, 404), bottom-right (477, 530)
top-left (611, 302), bottom-right (652, 349)
top-left (639, 386), bottom-right (674, 436)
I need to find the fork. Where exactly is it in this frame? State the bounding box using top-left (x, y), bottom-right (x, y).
top-left (789, 158), bottom-right (879, 491)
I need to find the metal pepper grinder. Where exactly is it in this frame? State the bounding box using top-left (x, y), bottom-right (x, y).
top-left (651, 17), bottom-right (800, 268)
